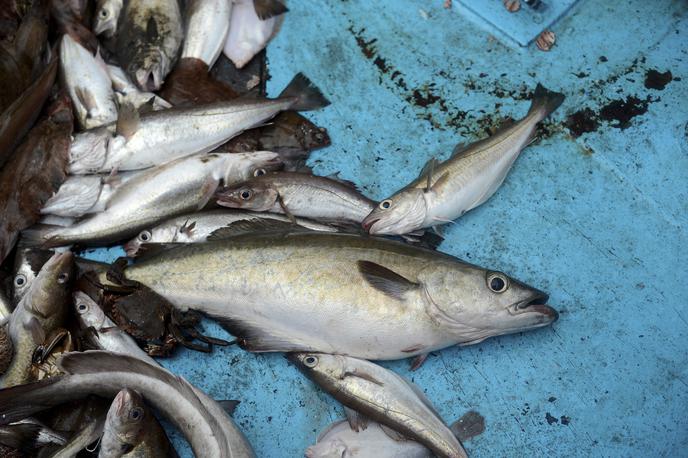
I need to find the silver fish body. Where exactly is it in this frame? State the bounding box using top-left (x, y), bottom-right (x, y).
top-left (307, 419), bottom-right (431, 458)
top-left (215, 172), bottom-right (375, 224)
top-left (116, 0), bottom-right (183, 91)
top-left (0, 252), bottom-right (73, 388)
top-left (122, 232), bottom-right (558, 360)
top-left (293, 354), bottom-right (466, 458)
top-left (0, 351), bottom-right (255, 458)
top-left (362, 84), bottom-right (565, 235)
top-left (124, 209), bottom-right (338, 257)
top-left (181, 0), bottom-right (232, 67)
top-left (69, 72), bottom-right (327, 174)
top-left (60, 34), bottom-right (118, 130)
top-left (40, 152), bottom-right (281, 247)
top-left (94, 0), bottom-right (124, 37)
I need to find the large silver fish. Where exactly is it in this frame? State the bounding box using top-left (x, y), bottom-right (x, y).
top-left (0, 351), bottom-right (255, 457)
top-left (100, 388), bottom-right (176, 458)
top-left (116, 0), bottom-right (183, 91)
top-left (68, 73), bottom-right (329, 174)
top-left (0, 252), bottom-right (73, 388)
top-left (215, 172), bottom-right (375, 225)
top-left (181, 0), bottom-right (232, 67)
top-left (306, 419), bottom-right (431, 458)
top-left (362, 84), bottom-right (565, 235)
top-left (117, 231), bottom-right (557, 363)
top-left (123, 209), bottom-right (338, 257)
top-left (59, 33), bottom-right (118, 130)
top-left (32, 152), bottom-right (282, 247)
top-left (292, 353), bottom-right (467, 458)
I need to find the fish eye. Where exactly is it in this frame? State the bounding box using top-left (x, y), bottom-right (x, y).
top-left (100, 9), bottom-right (109, 18)
top-left (57, 272), bottom-right (70, 284)
top-left (487, 273), bottom-right (509, 293)
top-left (253, 168), bottom-right (266, 177)
top-left (379, 200), bottom-right (392, 210)
top-left (303, 355), bottom-right (318, 368)
top-left (138, 230), bottom-right (151, 242)
top-left (14, 274), bottom-right (26, 287)
top-left (240, 189), bottom-right (252, 200)
top-left (129, 407), bottom-right (143, 421)
top-left (77, 303), bottom-right (88, 313)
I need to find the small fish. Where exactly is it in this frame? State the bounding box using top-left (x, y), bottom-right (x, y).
top-left (0, 351), bottom-right (256, 457)
top-left (116, 0), bottom-right (183, 91)
top-left (306, 419), bottom-right (431, 458)
top-left (291, 353), bottom-right (467, 458)
top-left (10, 247), bottom-right (55, 307)
top-left (124, 209), bottom-right (338, 257)
top-left (100, 388), bottom-right (176, 458)
top-left (68, 73), bottom-right (329, 174)
top-left (223, 0), bottom-right (286, 69)
top-left (0, 93), bottom-right (72, 265)
top-left (114, 232), bottom-right (558, 363)
top-left (93, 0), bottom-right (123, 37)
top-left (362, 84), bottom-right (565, 235)
top-left (30, 152), bottom-right (282, 247)
top-left (215, 172), bottom-right (375, 225)
top-left (181, 0), bottom-right (232, 68)
top-left (0, 251), bottom-right (73, 388)
top-left (60, 34), bottom-right (118, 129)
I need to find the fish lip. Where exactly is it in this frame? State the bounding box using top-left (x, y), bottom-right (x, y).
top-left (511, 293), bottom-right (559, 322)
top-left (361, 216), bottom-right (380, 233)
top-left (123, 241), bottom-right (139, 257)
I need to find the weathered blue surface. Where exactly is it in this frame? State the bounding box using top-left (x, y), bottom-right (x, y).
top-left (86, 0), bottom-right (687, 456)
top-left (458, 0), bottom-right (580, 47)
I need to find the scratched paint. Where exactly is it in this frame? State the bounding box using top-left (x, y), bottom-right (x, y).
top-left (85, 0), bottom-right (687, 456)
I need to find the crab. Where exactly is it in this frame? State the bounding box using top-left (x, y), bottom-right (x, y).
top-left (101, 259), bottom-right (230, 357)
top-left (31, 328), bottom-right (76, 380)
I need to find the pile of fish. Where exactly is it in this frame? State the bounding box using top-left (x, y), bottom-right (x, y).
top-left (0, 1), bottom-right (565, 457)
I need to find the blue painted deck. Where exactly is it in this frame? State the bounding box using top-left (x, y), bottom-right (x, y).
top-left (87, 0), bottom-right (687, 456)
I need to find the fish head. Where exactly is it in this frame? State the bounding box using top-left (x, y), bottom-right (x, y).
top-left (300, 124), bottom-right (331, 151)
top-left (221, 151), bottom-right (283, 184)
top-left (93, 0), bottom-right (121, 37)
top-left (124, 224), bottom-right (169, 256)
top-left (362, 189), bottom-right (427, 235)
top-left (133, 49), bottom-right (168, 92)
top-left (420, 263), bottom-right (558, 342)
top-left (11, 248), bottom-right (54, 306)
top-left (216, 181), bottom-right (280, 212)
top-left (288, 353), bottom-right (348, 385)
top-left (102, 388), bottom-right (146, 455)
top-left (22, 251), bottom-right (74, 322)
top-left (73, 291), bottom-right (106, 330)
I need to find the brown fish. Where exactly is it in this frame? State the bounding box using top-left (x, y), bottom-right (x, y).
top-left (159, 57), bottom-right (240, 106)
top-left (0, 93), bottom-right (73, 264)
top-left (0, 58), bottom-right (58, 167)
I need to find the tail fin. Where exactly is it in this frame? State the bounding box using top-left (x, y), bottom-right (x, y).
top-left (0, 423), bottom-right (41, 451)
top-left (528, 83), bottom-right (565, 120)
top-left (253, 0), bottom-right (288, 19)
top-left (279, 73), bottom-right (330, 111)
top-left (19, 225), bottom-right (64, 249)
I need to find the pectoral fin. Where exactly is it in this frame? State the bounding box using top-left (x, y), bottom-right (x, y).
top-left (379, 423), bottom-right (410, 442)
top-left (357, 260), bottom-right (420, 301)
top-left (115, 102), bottom-right (139, 140)
top-left (344, 406), bottom-right (369, 432)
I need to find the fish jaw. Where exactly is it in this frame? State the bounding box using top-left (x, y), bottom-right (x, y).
top-left (363, 189), bottom-right (428, 235)
top-left (135, 63), bottom-right (164, 92)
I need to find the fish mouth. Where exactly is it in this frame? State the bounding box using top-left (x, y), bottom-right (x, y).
top-left (510, 292), bottom-right (559, 323)
top-left (123, 240), bottom-right (140, 257)
top-left (361, 216), bottom-right (380, 233)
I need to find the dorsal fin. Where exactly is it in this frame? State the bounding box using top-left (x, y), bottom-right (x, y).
top-left (325, 172), bottom-right (361, 192)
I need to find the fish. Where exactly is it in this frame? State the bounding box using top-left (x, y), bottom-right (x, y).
top-left (0, 284), bottom-right (12, 326)
top-left (181, 0), bottom-right (232, 68)
top-left (50, 0), bottom-right (99, 54)
top-left (123, 209), bottom-right (338, 257)
top-left (106, 64), bottom-right (172, 112)
top-left (0, 58), bottom-right (58, 168)
top-left (253, 0), bottom-right (289, 19)
top-left (41, 172), bottom-right (140, 218)
top-left (0, 251), bottom-right (73, 388)
top-left (292, 353), bottom-right (467, 458)
top-left (73, 291), bottom-right (157, 365)
top-left (0, 351), bottom-right (256, 457)
top-left (223, 0), bottom-right (286, 69)
top-left (0, 417), bottom-right (69, 453)
top-left (10, 2), bottom-right (49, 88)
top-left (159, 57), bottom-right (241, 107)
top-left (215, 172), bottom-right (375, 225)
top-left (93, 0), bottom-right (123, 37)
top-left (0, 325), bottom-right (11, 375)
top-left (60, 33), bottom-right (118, 130)
top-left (50, 414), bottom-right (105, 458)
top-left (306, 419), bottom-right (432, 458)
top-left (10, 247), bottom-right (55, 307)
top-left (0, 93), bottom-right (72, 264)
top-left (68, 73), bottom-right (329, 174)
top-left (116, 0), bottom-right (183, 91)
top-left (362, 84), bottom-right (565, 235)
top-left (30, 152), bottom-right (282, 248)
top-left (115, 231), bottom-right (558, 363)
top-left (100, 388), bottom-right (176, 458)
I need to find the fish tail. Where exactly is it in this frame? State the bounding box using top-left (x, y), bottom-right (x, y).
top-left (253, 0), bottom-right (289, 19)
top-left (528, 83), bottom-right (565, 120)
top-left (0, 423), bottom-right (42, 452)
top-left (279, 73), bottom-right (331, 111)
top-left (19, 225), bottom-right (65, 249)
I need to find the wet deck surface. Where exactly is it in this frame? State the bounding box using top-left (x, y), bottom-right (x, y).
top-left (88, 0), bottom-right (687, 456)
